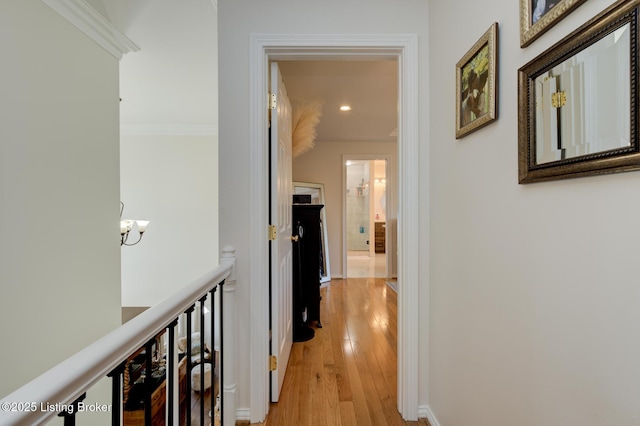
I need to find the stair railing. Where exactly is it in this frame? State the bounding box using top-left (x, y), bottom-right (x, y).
top-left (0, 245), bottom-right (237, 426)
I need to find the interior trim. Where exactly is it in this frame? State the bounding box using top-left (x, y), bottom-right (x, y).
top-left (419, 405), bottom-right (441, 426)
top-left (249, 33), bottom-right (422, 422)
top-left (42, 0), bottom-right (139, 59)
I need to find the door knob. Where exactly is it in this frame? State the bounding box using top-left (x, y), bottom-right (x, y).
top-left (290, 235), bottom-right (299, 242)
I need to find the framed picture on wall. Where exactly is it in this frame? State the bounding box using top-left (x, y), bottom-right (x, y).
top-left (520, 0), bottom-right (588, 47)
top-left (455, 22), bottom-right (498, 139)
top-left (518, 0), bottom-right (639, 183)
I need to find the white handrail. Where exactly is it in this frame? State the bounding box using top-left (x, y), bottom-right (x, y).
top-left (0, 250), bottom-right (234, 426)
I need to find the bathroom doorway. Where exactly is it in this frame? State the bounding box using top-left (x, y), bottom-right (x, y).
top-left (344, 156), bottom-right (396, 280)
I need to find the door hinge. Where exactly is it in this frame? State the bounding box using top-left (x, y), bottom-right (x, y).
top-left (269, 224), bottom-right (277, 241)
top-left (551, 90), bottom-right (567, 108)
top-left (269, 93), bottom-right (277, 110)
top-left (269, 355), bottom-right (278, 371)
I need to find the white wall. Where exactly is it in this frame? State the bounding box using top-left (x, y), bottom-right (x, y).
top-left (293, 141), bottom-right (397, 278)
top-left (428, 0), bottom-right (640, 424)
top-left (0, 0), bottom-right (121, 398)
top-left (120, 134), bottom-right (219, 306)
top-left (218, 0), bottom-right (429, 419)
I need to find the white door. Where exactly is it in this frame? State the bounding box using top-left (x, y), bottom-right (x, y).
top-left (270, 61), bottom-right (293, 402)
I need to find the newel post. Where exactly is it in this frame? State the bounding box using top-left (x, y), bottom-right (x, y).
top-left (220, 245), bottom-right (237, 426)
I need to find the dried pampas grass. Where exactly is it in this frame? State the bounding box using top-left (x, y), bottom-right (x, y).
top-left (292, 100), bottom-right (323, 158)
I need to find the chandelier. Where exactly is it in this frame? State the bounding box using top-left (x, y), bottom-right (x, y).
top-left (120, 202), bottom-right (149, 246)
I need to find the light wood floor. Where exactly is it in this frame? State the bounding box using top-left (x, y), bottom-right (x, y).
top-left (251, 278), bottom-right (429, 426)
top-left (189, 386), bottom-right (214, 426)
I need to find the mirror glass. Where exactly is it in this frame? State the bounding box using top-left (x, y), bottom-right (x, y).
top-left (293, 182), bottom-right (331, 284)
top-left (534, 24), bottom-right (630, 165)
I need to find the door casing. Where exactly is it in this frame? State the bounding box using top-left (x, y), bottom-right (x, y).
top-left (248, 33), bottom-right (423, 422)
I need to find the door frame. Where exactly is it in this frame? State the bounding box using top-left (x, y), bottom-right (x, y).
top-left (248, 33), bottom-right (422, 422)
top-left (342, 154), bottom-right (395, 279)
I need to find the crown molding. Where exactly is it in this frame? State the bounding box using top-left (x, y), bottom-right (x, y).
top-left (120, 124), bottom-right (219, 136)
top-left (42, 0), bottom-right (139, 59)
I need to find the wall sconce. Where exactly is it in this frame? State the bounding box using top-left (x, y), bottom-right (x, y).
top-left (120, 202), bottom-right (149, 246)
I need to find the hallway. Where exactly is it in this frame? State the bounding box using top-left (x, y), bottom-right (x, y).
top-left (347, 252), bottom-right (388, 279)
top-left (257, 278), bottom-right (428, 426)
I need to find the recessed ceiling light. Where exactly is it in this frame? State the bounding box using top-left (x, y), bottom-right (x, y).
top-left (339, 105), bottom-right (352, 111)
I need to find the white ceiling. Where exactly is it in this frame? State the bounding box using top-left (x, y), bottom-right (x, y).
top-left (278, 60), bottom-right (398, 142)
top-left (106, 0), bottom-right (398, 141)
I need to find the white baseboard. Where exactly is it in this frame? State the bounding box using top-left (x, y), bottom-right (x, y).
top-left (239, 405), bottom-right (437, 424)
top-left (419, 405), bottom-right (441, 426)
top-left (235, 408), bottom-right (251, 422)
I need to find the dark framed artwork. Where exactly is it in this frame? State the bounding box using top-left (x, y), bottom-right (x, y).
top-left (518, 0), bottom-right (639, 183)
top-left (520, 0), bottom-right (588, 47)
top-left (456, 22), bottom-right (498, 139)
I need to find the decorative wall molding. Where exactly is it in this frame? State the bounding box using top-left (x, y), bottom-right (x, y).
top-left (120, 124), bottom-right (219, 136)
top-left (42, 0), bottom-right (139, 59)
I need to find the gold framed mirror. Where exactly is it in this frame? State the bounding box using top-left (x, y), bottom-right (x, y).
top-left (518, 0), bottom-right (640, 184)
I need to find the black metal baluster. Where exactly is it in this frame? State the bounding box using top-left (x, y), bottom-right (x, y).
top-left (185, 305), bottom-right (195, 425)
top-left (167, 319), bottom-right (178, 426)
top-left (107, 362), bottom-right (125, 425)
top-left (198, 296), bottom-right (207, 425)
top-left (144, 339), bottom-right (154, 425)
top-left (210, 286), bottom-right (217, 426)
top-left (57, 393), bottom-right (85, 426)
top-left (219, 279), bottom-right (225, 426)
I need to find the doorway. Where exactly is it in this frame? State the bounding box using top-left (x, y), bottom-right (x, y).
top-left (344, 157), bottom-right (396, 280)
top-left (249, 34), bottom-right (421, 422)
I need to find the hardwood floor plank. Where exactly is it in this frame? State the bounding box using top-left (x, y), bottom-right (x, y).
top-left (322, 363), bottom-right (342, 426)
top-left (344, 280), bottom-right (392, 426)
top-left (296, 344), bottom-right (314, 426)
top-left (275, 364), bottom-right (301, 425)
top-left (339, 401), bottom-right (358, 426)
top-left (309, 330), bottom-right (329, 426)
top-left (321, 322), bottom-right (342, 426)
top-left (342, 337), bottom-right (373, 426)
top-left (327, 287), bottom-right (353, 403)
top-left (289, 336), bottom-right (305, 367)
